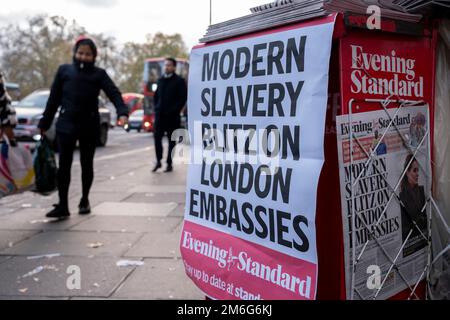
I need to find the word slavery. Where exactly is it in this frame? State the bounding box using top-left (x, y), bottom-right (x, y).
top-left (200, 82), bottom-right (304, 118)
top-left (200, 36), bottom-right (307, 117)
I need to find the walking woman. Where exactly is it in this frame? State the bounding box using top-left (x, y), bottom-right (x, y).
top-left (39, 37), bottom-right (129, 219)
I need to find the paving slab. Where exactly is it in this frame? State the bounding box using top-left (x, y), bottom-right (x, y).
top-left (0, 296), bottom-right (70, 300)
top-left (0, 230), bottom-right (40, 251)
top-left (125, 232), bottom-right (183, 258)
top-left (91, 202), bottom-right (178, 217)
top-left (145, 175), bottom-right (188, 186)
top-left (0, 191), bottom-right (59, 211)
top-left (112, 258), bottom-right (204, 300)
top-left (0, 256), bottom-right (134, 298)
top-left (128, 185), bottom-right (187, 194)
top-left (1, 231), bottom-right (142, 257)
top-left (0, 209), bottom-right (93, 232)
top-left (0, 256), bottom-right (11, 264)
top-left (69, 297), bottom-right (132, 300)
top-left (124, 193), bottom-right (186, 204)
top-left (168, 204), bottom-right (186, 217)
top-left (70, 216), bottom-right (182, 233)
top-left (82, 192), bottom-right (133, 208)
top-left (93, 179), bottom-right (148, 193)
top-left (0, 207), bottom-right (22, 217)
top-left (173, 221), bottom-right (186, 235)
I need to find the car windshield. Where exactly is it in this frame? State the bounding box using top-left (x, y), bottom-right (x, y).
top-left (19, 92), bottom-right (49, 109)
top-left (131, 110), bottom-right (144, 117)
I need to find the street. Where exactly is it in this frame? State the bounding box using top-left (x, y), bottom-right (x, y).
top-left (0, 128), bottom-right (203, 300)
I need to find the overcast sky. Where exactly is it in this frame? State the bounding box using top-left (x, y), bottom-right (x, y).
top-left (0, 0), bottom-right (266, 50)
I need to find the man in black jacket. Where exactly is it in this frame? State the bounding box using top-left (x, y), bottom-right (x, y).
top-left (152, 58), bottom-right (187, 173)
top-left (39, 37), bottom-right (129, 219)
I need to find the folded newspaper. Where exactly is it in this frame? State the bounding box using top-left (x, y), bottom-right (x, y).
top-left (323, 0), bottom-right (423, 22)
top-left (200, 0), bottom-right (328, 43)
top-left (378, 0), bottom-right (450, 13)
top-left (200, 0), bottom-right (448, 43)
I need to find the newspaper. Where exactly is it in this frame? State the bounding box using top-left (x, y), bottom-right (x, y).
top-left (379, 0), bottom-right (450, 12)
top-left (201, 1), bottom-right (327, 43)
top-left (324, 0), bottom-right (423, 22)
top-left (200, 0), bottom-right (430, 43)
top-left (250, 0), bottom-right (299, 13)
top-left (336, 105), bottom-right (431, 300)
top-left (250, 0), bottom-right (450, 14)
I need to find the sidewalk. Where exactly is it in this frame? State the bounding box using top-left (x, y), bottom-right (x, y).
top-left (0, 141), bottom-right (203, 300)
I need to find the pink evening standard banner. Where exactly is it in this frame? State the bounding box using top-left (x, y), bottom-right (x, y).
top-left (181, 15), bottom-right (336, 300)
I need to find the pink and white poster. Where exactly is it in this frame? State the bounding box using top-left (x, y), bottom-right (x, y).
top-left (181, 15), bottom-right (336, 300)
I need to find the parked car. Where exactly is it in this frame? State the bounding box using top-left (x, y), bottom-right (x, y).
top-left (124, 109), bottom-right (144, 132)
top-left (104, 101), bottom-right (118, 128)
top-left (13, 89), bottom-right (111, 148)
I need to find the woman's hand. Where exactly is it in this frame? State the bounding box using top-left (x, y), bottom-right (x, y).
top-left (118, 115), bottom-right (128, 127)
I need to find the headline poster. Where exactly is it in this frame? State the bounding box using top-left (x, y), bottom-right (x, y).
top-left (181, 15), bottom-right (336, 300)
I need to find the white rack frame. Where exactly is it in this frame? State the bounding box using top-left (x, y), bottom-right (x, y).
top-left (346, 97), bottom-right (434, 300)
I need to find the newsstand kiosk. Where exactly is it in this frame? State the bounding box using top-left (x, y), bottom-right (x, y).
top-left (316, 13), bottom-right (438, 300)
top-left (182, 12), bottom-right (440, 301)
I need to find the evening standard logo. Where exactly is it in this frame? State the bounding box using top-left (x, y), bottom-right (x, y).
top-left (340, 114), bottom-right (412, 137)
top-left (351, 45), bottom-right (424, 98)
top-left (182, 231), bottom-right (312, 299)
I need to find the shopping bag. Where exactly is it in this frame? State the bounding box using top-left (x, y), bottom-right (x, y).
top-left (3, 138), bottom-right (35, 190)
top-left (33, 136), bottom-right (57, 193)
top-left (0, 142), bottom-right (17, 197)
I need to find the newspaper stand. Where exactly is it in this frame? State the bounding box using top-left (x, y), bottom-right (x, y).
top-left (315, 13), bottom-right (438, 300)
top-left (189, 10), bottom-right (441, 301)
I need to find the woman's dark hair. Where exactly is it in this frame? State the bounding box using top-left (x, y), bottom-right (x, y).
top-left (166, 57), bottom-right (177, 67)
top-left (401, 154), bottom-right (418, 191)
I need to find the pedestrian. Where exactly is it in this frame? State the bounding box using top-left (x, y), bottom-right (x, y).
top-left (0, 71), bottom-right (17, 146)
top-left (152, 58), bottom-right (187, 173)
top-left (38, 37), bottom-right (129, 219)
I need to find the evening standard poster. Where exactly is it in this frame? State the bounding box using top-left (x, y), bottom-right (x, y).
top-left (181, 15), bottom-right (336, 300)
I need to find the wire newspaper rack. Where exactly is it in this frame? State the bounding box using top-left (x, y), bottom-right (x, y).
top-left (345, 97), bottom-right (449, 300)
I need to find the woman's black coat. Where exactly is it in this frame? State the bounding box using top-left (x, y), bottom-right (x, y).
top-left (39, 63), bottom-right (128, 136)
